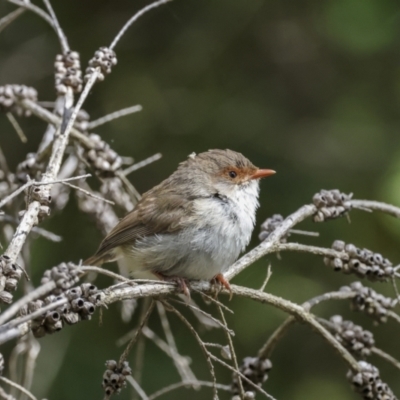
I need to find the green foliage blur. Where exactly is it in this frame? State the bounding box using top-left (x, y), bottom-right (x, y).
top-left (1, 0), bottom-right (400, 399)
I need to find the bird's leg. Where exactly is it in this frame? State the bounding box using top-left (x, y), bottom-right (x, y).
top-left (212, 273), bottom-right (233, 300)
top-left (153, 271), bottom-right (191, 297)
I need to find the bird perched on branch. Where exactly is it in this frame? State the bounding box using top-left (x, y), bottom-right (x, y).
top-left (85, 149), bottom-right (275, 295)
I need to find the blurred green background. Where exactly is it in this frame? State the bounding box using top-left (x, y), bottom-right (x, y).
top-left (1, 0), bottom-right (400, 399)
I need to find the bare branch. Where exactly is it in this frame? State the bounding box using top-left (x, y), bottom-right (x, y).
top-left (0, 281), bottom-right (57, 326)
top-left (259, 264), bottom-right (272, 292)
top-left (371, 347), bottom-right (400, 370)
top-left (18, 99), bottom-right (93, 148)
top-left (0, 377), bottom-right (37, 400)
top-left (162, 301), bottom-right (219, 400)
top-left (208, 353), bottom-right (276, 400)
top-left (350, 199), bottom-right (400, 218)
top-left (119, 301), bottom-right (155, 365)
top-left (5, 113), bottom-right (27, 143)
top-left (79, 266), bottom-right (131, 282)
top-left (0, 7), bottom-right (25, 33)
top-left (155, 302), bottom-right (198, 385)
top-left (149, 381), bottom-right (231, 400)
top-left (148, 380), bottom-right (231, 400)
top-left (123, 153), bottom-right (163, 176)
top-left (126, 376), bottom-right (149, 400)
top-left (109, 0), bottom-right (173, 50)
top-left (41, 0), bottom-right (69, 53)
top-left (0, 174), bottom-right (91, 210)
top-left (88, 105), bottom-right (142, 130)
top-left (61, 181), bottom-right (115, 205)
top-left (141, 326), bottom-right (198, 386)
top-left (6, 0), bottom-right (53, 28)
top-left (216, 305), bottom-right (244, 398)
top-left (275, 242), bottom-right (349, 259)
top-left (0, 214), bottom-right (62, 242)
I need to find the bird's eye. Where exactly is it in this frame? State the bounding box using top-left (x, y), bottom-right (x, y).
top-left (228, 171), bottom-right (237, 178)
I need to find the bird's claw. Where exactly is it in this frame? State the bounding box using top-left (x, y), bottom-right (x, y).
top-left (212, 273), bottom-right (233, 300)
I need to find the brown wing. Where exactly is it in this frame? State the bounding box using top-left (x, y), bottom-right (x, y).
top-left (85, 188), bottom-right (194, 265)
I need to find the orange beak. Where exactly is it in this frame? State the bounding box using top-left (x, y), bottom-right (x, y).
top-left (250, 169), bottom-right (276, 180)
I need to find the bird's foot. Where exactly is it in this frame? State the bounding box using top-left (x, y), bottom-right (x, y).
top-left (153, 272), bottom-right (191, 297)
top-left (212, 273), bottom-right (232, 300)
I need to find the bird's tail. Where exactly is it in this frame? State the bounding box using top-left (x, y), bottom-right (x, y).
top-left (83, 254), bottom-right (103, 266)
top-left (83, 250), bottom-right (118, 266)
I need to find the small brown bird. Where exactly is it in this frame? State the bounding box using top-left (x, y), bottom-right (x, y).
top-left (85, 149), bottom-right (275, 294)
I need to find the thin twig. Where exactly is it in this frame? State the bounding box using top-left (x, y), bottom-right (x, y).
top-left (6, 113), bottom-right (27, 143)
top-left (123, 153), bottom-right (162, 176)
top-left (0, 386), bottom-right (15, 400)
top-left (116, 171), bottom-right (142, 202)
top-left (208, 353), bottom-right (276, 400)
top-left (0, 214), bottom-right (62, 242)
top-left (231, 285), bottom-right (360, 371)
top-left (171, 299), bottom-right (234, 335)
top-left (0, 377), bottom-right (36, 400)
top-left (109, 0), bottom-right (173, 50)
top-left (132, 298), bottom-right (150, 400)
top-left (156, 302), bottom-right (198, 385)
top-left (388, 310), bottom-right (400, 324)
top-left (0, 7), bottom-right (25, 33)
top-left (216, 305), bottom-right (244, 399)
top-left (191, 289), bottom-right (234, 314)
top-left (274, 242), bottom-right (349, 260)
top-left (126, 376), bottom-right (149, 400)
top-left (148, 380), bottom-right (231, 400)
top-left (19, 99), bottom-right (93, 148)
top-left (350, 200), bottom-right (400, 218)
top-left (61, 181), bottom-right (115, 205)
top-left (371, 347), bottom-right (400, 370)
top-left (162, 301), bottom-right (219, 400)
top-left (288, 228), bottom-right (319, 237)
top-left (2, 298), bottom-right (67, 332)
top-left (141, 326), bottom-right (198, 386)
top-left (41, 0), bottom-right (69, 53)
top-left (21, 336), bottom-right (41, 400)
top-left (87, 105), bottom-right (142, 130)
top-left (0, 281), bottom-right (57, 326)
top-left (0, 174), bottom-right (91, 210)
top-left (258, 291), bottom-right (357, 360)
top-left (259, 264), bottom-right (272, 292)
top-left (119, 301), bottom-right (155, 365)
top-left (6, 0), bottom-right (53, 28)
top-left (79, 266), bottom-right (131, 282)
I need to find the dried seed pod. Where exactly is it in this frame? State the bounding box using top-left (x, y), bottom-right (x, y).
top-left (231, 357), bottom-right (272, 396)
top-left (82, 134), bottom-right (123, 177)
top-left (66, 286), bottom-right (83, 300)
top-left (0, 289), bottom-right (12, 304)
top-left (329, 315), bottom-right (375, 357)
top-left (54, 52), bottom-right (83, 94)
top-left (63, 312), bottom-right (80, 325)
top-left (41, 262), bottom-right (80, 295)
top-left (347, 361), bottom-right (397, 399)
top-left (341, 282), bottom-right (397, 324)
top-left (258, 214), bottom-right (289, 242)
top-left (0, 84), bottom-right (38, 116)
top-left (101, 360), bottom-right (131, 396)
top-left (312, 189), bottom-right (352, 222)
top-left (325, 241), bottom-right (394, 282)
top-left (84, 47), bottom-right (117, 83)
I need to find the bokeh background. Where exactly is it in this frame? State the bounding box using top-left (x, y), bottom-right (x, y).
top-left (1, 0), bottom-right (400, 398)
